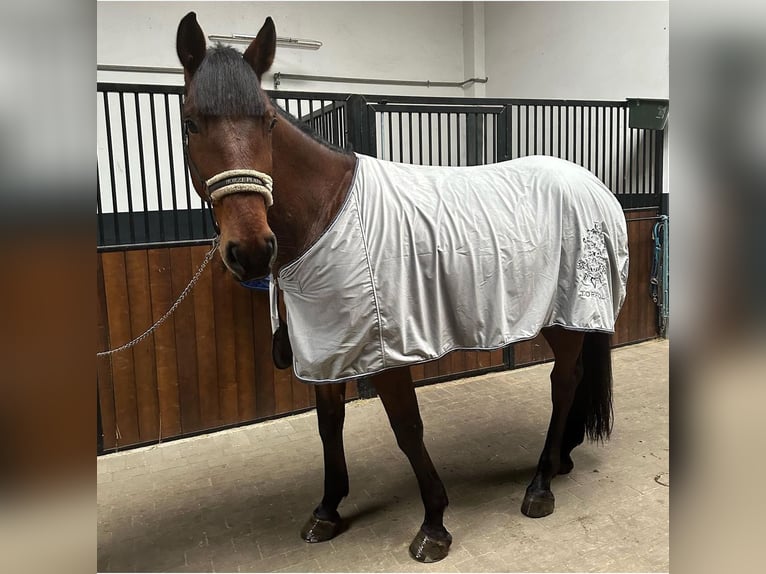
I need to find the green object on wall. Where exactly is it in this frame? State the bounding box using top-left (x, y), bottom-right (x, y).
top-left (627, 98), bottom-right (668, 130)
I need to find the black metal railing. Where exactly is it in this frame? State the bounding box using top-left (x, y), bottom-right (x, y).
top-left (357, 94), bottom-right (664, 208)
top-left (97, 83), bottom-right (666, 249)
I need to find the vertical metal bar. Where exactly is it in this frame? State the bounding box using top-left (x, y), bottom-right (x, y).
top-left (396, 112), bottom-right (404, 162)
top-left (642, 128), bottom-right (649, 195)
top-left (387, 111), bottom-right (393, 161)
top-left (134, 93), bottom-right (151, 241)
top-left (549, 105), bottom-right (553, 157)
top-left (601, 107), bottom-right (606, 185)
top-left (97, 164), bottom-right (105, 244)
top-left (418, 112), bottom-right (423, 165)
top-left (332, 99), bottom-right (340, 150)
top-left (364, 97), bottom-right (377, 156)
top-left (564, 106), bottom-right (569, 161)
top-left (516, 104), bottom-right (521, 157)
top-left (408, 112), bottom-right (414, 164)
top-left (583, 106), bottom-right (593, 171)
top-left (496, 106), bottom-right (508, 163)
top-left (149, 94), bottom-right (165, 242)
top-left (654, 128), bottom-right (665, 201)
top-left (621, 106), bottom-right (627, 195)
top-left (477, 113), bottom-right (482, 164)
top-left (103, 91), bottom-right (121, 243)
top-left (307, 98), bottom-right (315, 135)
top-left (447, 113), bottom-right (452, 165)
top-left (297, 99), bottom-right (304, 133)
top-left (609, 107), bottom-right (614, 191)
top-left (118, 92), bottom-right (136, 243)
top-left (540, 105), bottom-right (544, 156)
top-left (483, 113), bottom-right (488, 165)
top-left (466, 113), bottom-right (474, 166)
top-left (579, 106), bottom-right (584, 167)
top-left (428, 112), bottom-right (433, 165)
top-left (437, 113), bottom-right (443, 166)
top-left (594, 106), bottom-right (600, 179)
top-left (176, 94), bottom-right (194, 237)
top-left (525, 105), bottom-right (530, 157)
top-left (163, 93), bottom-right (179, 239)
top-left (648, 127), bottom-right (655, 195)
top-left (457, 114), bottom-right (462, 166)
top-left (630, 127), bottom-right (636, 195)
top-left (557, 106), bottom-right (562, 158)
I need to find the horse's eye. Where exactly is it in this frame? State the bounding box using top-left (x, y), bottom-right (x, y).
top-left (184, 118), bottom-right (199, 134)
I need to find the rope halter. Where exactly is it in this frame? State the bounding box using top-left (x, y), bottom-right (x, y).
top-left (206, 169), bottom-right (274, 207)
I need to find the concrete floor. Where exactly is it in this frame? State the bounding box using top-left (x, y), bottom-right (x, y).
top-left (98, 339), bottom-right (669, 573)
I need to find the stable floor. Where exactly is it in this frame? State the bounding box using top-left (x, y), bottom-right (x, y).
top-left (98, 339), bottom-right (669, 573)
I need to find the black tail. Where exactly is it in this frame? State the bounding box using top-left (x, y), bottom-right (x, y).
top-left (570, 332), bottom-right (614, 444)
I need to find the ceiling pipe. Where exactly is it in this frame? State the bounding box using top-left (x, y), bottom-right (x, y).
top-left (95, 65), bottom-right (489, 91)
top-left (272, 72), bottom-right (489, 90)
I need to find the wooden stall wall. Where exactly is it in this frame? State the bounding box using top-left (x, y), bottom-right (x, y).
top-left (98, 208), bottom-right (657, 451)
top-left (97, 246), bottom-right (358, 451)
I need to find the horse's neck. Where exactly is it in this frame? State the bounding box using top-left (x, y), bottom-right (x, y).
top-left (269, 119), bottom-right (357, 274)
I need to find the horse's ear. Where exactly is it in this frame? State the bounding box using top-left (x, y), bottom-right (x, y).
top-left (176, 11), bottom-right (206, 77)
top-left (244, 17), bottom-right (276, 80)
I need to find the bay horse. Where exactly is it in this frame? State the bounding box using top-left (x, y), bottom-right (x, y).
top-left (176, 12), bottom-right (628, 563)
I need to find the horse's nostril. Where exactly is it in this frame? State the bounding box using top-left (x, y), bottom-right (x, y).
top-left (266, 235), bottom-right (277, 259)
top-left (226, 242), bottom-right (241, 266)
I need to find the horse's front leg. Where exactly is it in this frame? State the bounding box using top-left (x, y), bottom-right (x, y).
top-left (373, 367), bottom-right (452, 563)
top-left (301, 382), bottom-right (348, 543)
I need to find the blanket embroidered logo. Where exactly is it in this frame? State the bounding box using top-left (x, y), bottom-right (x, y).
top-left (577, 222), bottom-right (609, 300)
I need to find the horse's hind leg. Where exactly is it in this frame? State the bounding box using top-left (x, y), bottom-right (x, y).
top-left (521, 327), bottom-right (585, 518)
top-left (373, 367), bottom-right (452, 563)
top-left (301, 382), bottom-right (348, 543)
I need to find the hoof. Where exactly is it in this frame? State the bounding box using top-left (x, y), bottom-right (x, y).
top-left (300, 512), bottom-right (343, 543)
top-left (558, 455), bottom-right (574, 475)
top-left (409, 528), bottom-right (452, 563)
top-left (521, 489), bottom-right (555, 518)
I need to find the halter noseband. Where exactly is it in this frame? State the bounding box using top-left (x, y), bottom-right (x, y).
top-left (182, 122), bottom-right (275, 235)
top-left (206, 170), bottom-right (273, 207)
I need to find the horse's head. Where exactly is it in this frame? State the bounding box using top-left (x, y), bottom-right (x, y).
top-left (177, 12), bottom-right (278, 281)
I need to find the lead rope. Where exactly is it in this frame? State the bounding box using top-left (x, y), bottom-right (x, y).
top-left (650, 215), bottom-right (669, 337)
top-left (96, 237), bottom-right (220, 357)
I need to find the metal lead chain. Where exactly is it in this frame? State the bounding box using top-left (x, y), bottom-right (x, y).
top-left (97, 237), bottom-right (220, 357)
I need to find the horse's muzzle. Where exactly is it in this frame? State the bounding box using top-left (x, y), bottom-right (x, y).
top-left (222, 235), bottom-right (276, 281)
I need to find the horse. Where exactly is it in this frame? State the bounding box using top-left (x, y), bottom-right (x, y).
top-left (176, 12), bottom-right (628, 563)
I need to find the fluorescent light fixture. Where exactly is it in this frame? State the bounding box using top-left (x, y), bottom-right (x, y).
top-left (208, 34), bottom-right (322, 50)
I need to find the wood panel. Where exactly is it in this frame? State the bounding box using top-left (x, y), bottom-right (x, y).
top-left (146, 248), bottom-right (182, 440)
top-left (96, 255), bottom-right (117, 450)
top-left (97, 208), bottom-right (659, 451)
top-left (125, 249), bottom-right (159, 440)
top-left (613, 209), bottom-right (659, 346)
top-left (190, 245), bottom-right (221, 429)
top-left (169, 247), bottom-right (201, 434)
top-left (101, 251), bottom-right (140, 446)
top-left (210, 256), bottom-right (238, 425)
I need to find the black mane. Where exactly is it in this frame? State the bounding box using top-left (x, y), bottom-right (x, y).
top-left (192, 45), bottom-right (267, 117)
top-left (192, 44), bottom-right (351, 156)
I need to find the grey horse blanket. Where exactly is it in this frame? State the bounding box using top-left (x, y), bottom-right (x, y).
top-left (270, 154), bottom-right (629, 383)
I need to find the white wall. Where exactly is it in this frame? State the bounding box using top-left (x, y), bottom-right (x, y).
top-left (484, 1), bottom-right (669, 100)
top-left (97, 1), bottom-right (668, 99)
top-left (97, 1), bottom-right (466, 97)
